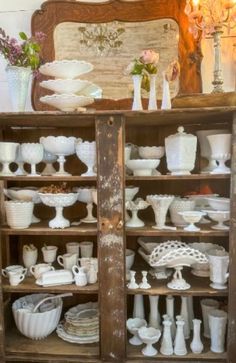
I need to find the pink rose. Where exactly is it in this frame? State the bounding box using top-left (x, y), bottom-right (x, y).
top-left (140, 49), bottom-right (159, 65)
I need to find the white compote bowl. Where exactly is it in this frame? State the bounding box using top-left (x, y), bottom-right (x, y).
top-left (0, 142), bottom-right (19, 176)
top-left (138, 326), bottom-right (161, 356)
top-left (75, 187), bottom-right (97, 223)
top-left (207, 134), bottom-right (232, 174)
top-left (21, 143), bottom-right (44, 177)
top-left (203, 210), bottom-right (230, 230)
top-left (38, 192), bottom-right (78, 229)
top-left (41, 150), bottom-right (57, 176)
top-left (126, 159), bottom-right (160, 176)
top-left (178, 211), bottom-right (206, 232)
top-left (40, 136), bottom-right (76, 176)
top-left (40, 79), bottom-right (92, 94)
top-left (125, 186), bottom-right (139, 221)
top-left (125, 198), bottom-right (149, 228)
top-left (126, 318), bottom-right (147, 346)
top-left (15, 144), bottom-right (27, 176)
top-left (39, 60), bottom-right (93, 79)
top-left (4, 187), bottom-right (41, 223)
top-left (205, 197), bottom-right (230, 211)
top-left (75, 140), bottom-right (96, 177)
top-left (139, 146), bottom-right (165, 175)
top-left (40, 94), bottom-right (94, 112)
top-left (146, 195), bottom-right (175, 230)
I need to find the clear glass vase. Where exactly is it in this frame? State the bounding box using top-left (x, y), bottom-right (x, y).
top-left (6, 65), bottom-right (32, 112)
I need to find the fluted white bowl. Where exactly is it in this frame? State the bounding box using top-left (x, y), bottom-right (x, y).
top-left (40, 79), bottom-right (91, 94)
top-left (139, 146), bottom-right (165, 159)
top-left (40, 136), bottom-right (76, 156)
top-left (40, 94), bottom-right (94, 112)
top-left (39, 60), bottom-right (93, 79)
top-left (21, 143), bottom-right (44, 165)
top-left (39, 193), bottom-right (78, 208)
top-left (205, 197), bottom-right (230, 211)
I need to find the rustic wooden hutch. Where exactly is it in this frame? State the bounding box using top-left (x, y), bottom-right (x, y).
top-left (0, 1), bottom-right (235, 363)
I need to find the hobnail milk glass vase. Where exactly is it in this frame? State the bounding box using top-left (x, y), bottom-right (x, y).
top-left (6, 65), bottom-right (32, 112)
top-left (132, 75), bottom-right (143, 111)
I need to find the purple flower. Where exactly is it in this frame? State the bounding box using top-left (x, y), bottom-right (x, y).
top-left (34, 31), bottom-right (46, 42)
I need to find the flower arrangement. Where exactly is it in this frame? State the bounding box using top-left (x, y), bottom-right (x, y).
top-left (125, 49), bottom-right (159, 91)
top-left (0, 28), bottom-right (45, 72)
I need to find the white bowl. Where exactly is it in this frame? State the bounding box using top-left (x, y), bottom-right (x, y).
top-left (179, 211), bottom-right (206, 224)
top-left (206, 197), bottom-right (230, 211)
top-left (5, 201), bottom-right (33, 229)
top-left (39, 193), bottom-right (78, 208)
top-left (12, 293), bottom-right (62, 340)
top-left (170, 198), bottom-right (196, 227)
top-left (40, 94), bottom-right (94, 112)
top-left (39, 60), bottom-right (93, 79)
top-left (40, 136), bottom-right (76, 156)
top-left (74, 187), bottom-right (95, 204)
top-left (21, 143), bottom-right (44, 165)
top-left (4, 187), bottom-right (39, 202)
top-left (139, 146), bottom-right (165, 159)
top-left (126, 249), bottom-right (135, 270)
top-left (40, 79), bottom-right (92, 94)
top-left (126, 159), bottom-right (160, 176)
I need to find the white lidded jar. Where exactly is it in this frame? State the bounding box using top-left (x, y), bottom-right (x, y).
top-left (165, 126), bottom-right (197, 175)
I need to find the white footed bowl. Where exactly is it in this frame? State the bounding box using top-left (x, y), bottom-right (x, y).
top-left (139, 146), bottom-right (165, 159)
top-left (39, 60), bottom-right (93, 79)
top-left (40, 94), bottom-right (94, 112)
top-left (40, 79), bottom-right (92, 94)
top-left (5, 201), bottom-right (33, 229)
top-left (21, 143), bottom-right (44, 165)
top-left (126, 159), bottom-right (160, 176)
top-left (40, 136), bottom-right (76, 156)
top-left (39, 193), bottom-right (78, 208)
top-left (206, 197), bottom-right (230, 211)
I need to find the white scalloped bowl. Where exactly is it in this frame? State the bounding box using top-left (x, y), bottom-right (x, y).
top-left (126, 159), bottom-right (160, 176)
top-left (205, 197), bottom-right (230, 211)
top-left (38, 193), bottom-right (78, 208)
top-left (40, 79), bottom-right (92, 94)
top-left (139, 146), bottom-right (165, 159)
top-left (40, 94), bottom-right (94, 112)
top-left (39, 60), bottom-right (93, 79)
top-left (40, 136), bottom-right (76, 156)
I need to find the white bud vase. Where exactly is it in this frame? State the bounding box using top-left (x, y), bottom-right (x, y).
top-left (148, 74), bottom-right (157, 110)
top-left (160, 320), bottom-right (173, 355)
top-left (132, 75), bottom-right (143, 111)
top-left (149, 295), bottom-right (161, 329)
top-left (190, 319), bottom-right (204, 354)
top-left (161, 73), bottom-right (171, 110)
top-left (174, 320), bottom-right (187, 356)
top-left (166, 295), bottom-right (176, 339)
top-left (6, 65), bottom-right (32, 112)
top-left (180, 296), bottom-right (190, 339)
top-left (187, 296), bottom-right (194, 330)
top-left (209, 309), bottom-right (227, 353)
top-left (133, 294), bottom-right (145, 319)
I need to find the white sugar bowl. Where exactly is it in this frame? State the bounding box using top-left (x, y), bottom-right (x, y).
top-left (165, 126), bottom-right (197, 175)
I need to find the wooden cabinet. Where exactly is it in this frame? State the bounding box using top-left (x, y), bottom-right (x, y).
top-left (0, 107), bottom-right (235, 363)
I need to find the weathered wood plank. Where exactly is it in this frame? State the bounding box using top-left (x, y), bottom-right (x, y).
top-left (96, 115), bottom-right (126, 361)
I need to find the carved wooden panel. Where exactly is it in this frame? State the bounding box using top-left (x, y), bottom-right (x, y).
top-left (31, 0), bottom-right (202, 110)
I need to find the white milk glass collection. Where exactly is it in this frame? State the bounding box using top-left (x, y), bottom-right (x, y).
top-left (127, 294), bottom-right (227, 357)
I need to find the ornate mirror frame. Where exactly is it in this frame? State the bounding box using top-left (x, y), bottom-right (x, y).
top-left (31, 0), bottom-right (202, 110)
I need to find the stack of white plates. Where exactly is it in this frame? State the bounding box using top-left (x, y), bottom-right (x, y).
top-left (56, 302), bottom-right (99, 344)
top-left (39, 60), bottom-right (102, 111)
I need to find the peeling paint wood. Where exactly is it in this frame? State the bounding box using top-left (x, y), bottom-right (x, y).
top-left (96, 115), bottom-right (126, 362)
top-left (228, 111), bottom-right (236, 363)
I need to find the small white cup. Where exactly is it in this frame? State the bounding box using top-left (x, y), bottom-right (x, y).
top-left (80, 241), bottom-right (93, 258)
top-left (9, 271), bottom-right (25, 286)
top-left (66, 242), bottom-right (80, 256)
top-left (30, 263), bottom-right (54, 279)
top-left (57, 253), bottom-right (78, 270)
top-left (41, 245), bottom-right (58, 263)
top-left (2, 265), bottom-right (27, 278)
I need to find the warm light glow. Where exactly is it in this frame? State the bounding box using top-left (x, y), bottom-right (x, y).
top-left (192, 0), bottom-right (199, 6)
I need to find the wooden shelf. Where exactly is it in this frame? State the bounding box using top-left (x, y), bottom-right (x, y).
top-left (2, 277), bottom-right (98, 294)
top-left (1, 222), bottom-right (97, 236)
top-left (127, 338), bottom-right (227, 361)
top-left (126, 271), bottom-right (228, 297)
top-left (126, 174), bottom-right (230, 181)
top-left (126, 223), bottom-right (229, 237)
top-left (5, 328), bottom-right (99, 362)
top-left (1, 176), bottom-right (97, 182)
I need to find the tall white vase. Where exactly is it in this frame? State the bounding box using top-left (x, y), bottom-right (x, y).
top-left (187, 296), bottom-right (194, 330)
top-left (133, 294), bottom-right (145, 319)
top-left (180, 296), bottom-right (190, 339)
top-left (161, 74), bottom-right (171, 110)
top-left (6, 65), bottom-right (32, 112)
top-left (174, 319), bottom-right (187, 356)
top-left (201, 298), bottom-right (220, 338)
top-left (148, 74), bottom-right (157, 110)
top-left (209, 309), bottom-right (227, 353)
top-left (190, 319), bottom-right (204, 354)
top-left (160, 319), bottom-right (173, 355)
top-left (132, 75), bottom-right (143, 111)
top-left (166, 295), bottom-right (176, 339)
top-left (149, 295), bottom-right (161, 329)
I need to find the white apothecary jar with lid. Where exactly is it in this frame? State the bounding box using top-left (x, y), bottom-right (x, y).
top-left (165, 126), bottom-right (197, 175)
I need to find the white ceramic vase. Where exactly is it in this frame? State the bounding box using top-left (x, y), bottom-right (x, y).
top-left (160, 319), bottom-right (173, 355)
top-left (190, 319), bottom-right (203, 354)
top-left (6, 65), bottom-right (32, 112)
top-left (149, 295), bottom-right (161, 329)
top-left (133, 294), bottom-right (145, 319)
top-left (5, 201), bottom-right (33, 229)
top-left (207, 134), bottom-right (232, 174)
top-left (208, 249), bottom-right (229, 290)
top-left (200, 298), bottom-right (220, 338)
top-left (166, 295), bottom-right (176, 339)
top-left (148, 74), bottom-right (157, 110)
top-left (0, 142), bottom-right (19, 176)
top-left (180, 296), bottom-right (190, 339)
top-left (187, 296), bottom-right (194, 330)
top-left (209, 309), bottom-right (227, 353)
top-left (146, 194), bottom-right (175, 230)
top-left (76, 140), bottom-right (96, 177)
top-left (174, 319), bottom-right (187, 356)
top-left (132, 75), bottom-right (143, 111)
